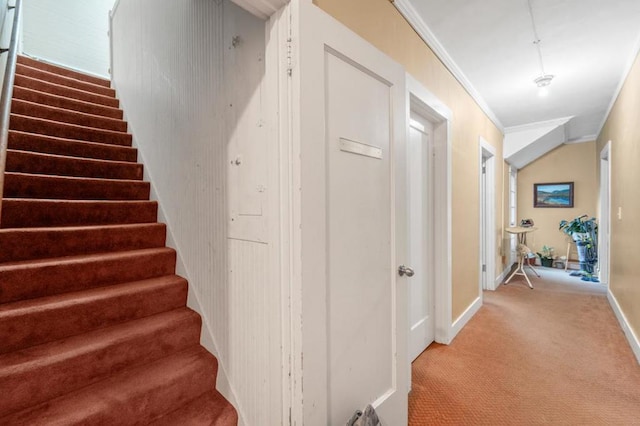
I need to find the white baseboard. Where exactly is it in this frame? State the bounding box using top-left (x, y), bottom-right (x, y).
top-left (448, 296), bottom-right (482, 343)
top-left (494, 264), bottom-right (513, 290)
top-left (607, 288), bottom-right (640, 365)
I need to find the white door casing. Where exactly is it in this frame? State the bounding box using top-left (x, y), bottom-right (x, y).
top-left (599, 142), bottom-right (611, 286)
top-left (287, 1), bottom-right (408, 424)
top-left (408, 114), bottom-right (435, 362)
top-left (406, 75), bottom-right (453, 346)
top-left (479, 137), bottom-right (496, 291)
top-left (508, 166), bottom-right (518, 266)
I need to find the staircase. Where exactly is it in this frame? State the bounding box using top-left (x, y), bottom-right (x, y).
top-left (0, 56), bottom-right (237, 425)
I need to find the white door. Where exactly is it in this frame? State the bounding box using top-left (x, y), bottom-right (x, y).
top-left (480, 156), bottom-right (488, 289)
top-left (599, 144), bottom-right (610, 285)
top-left (479, 140), bottom-right (496, 291)
top-left (408, 115), bottom-right (434, 362)
top-left (289, 1), bottom-right (408, 424)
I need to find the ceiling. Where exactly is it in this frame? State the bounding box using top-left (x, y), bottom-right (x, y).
top-left (403, 0), bottom-right (640, 143)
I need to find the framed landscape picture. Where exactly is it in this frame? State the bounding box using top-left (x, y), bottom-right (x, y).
top-left (534, 182), bottom-right (574, 208)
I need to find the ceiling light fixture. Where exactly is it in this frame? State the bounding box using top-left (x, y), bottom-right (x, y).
top-left (527, 0), bottom-right (553, 96)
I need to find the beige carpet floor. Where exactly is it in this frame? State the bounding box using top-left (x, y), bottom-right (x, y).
top-left (409, 267), bottom-right (640, 425)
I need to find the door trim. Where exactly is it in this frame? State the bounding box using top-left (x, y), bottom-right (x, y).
top-left (406, 74), bottom-right (453, 344)
top-left (479, 137), bottom-right (496, 292)
top-left (599, 141), bottom-right (611, 286)
top-left (288, 1), bottom-right (409, 423)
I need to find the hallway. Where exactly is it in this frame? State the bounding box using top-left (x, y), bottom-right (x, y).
top-left (408, 268), bottom-right (640, 425)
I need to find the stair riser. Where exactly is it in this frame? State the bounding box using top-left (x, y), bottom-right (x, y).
top-left (6, 150), bottom-right (143, 180)
top-left (0, 223), bottom-right (165, 263)
top-left (0, 279), bottom-right (188, 354)
top-left (12, 100), bottom-right (127, 132)
top-left (16, 64), bottom-right (116, 98)
top-left (149, 391), bottom-right (239, 426)
top-left (10, 115), bottom-right (131, 146)
top-left (3, 173), bottom-right (150, 201)
top-left (8, 131), bottom-right (137, 162)
top-left (0, 250), bottom-right (175, 304)
top-left (0, 311), bottom-right (202, 416)
top-left (17, 56), bottom-right (111, 88)
top-left (1, 200), bottom-right (158, 228)
top-left (0, 348), bottom-right (218, 425)
top-left (12, 87), bottom-right (123, 120)
top-left (15, 75), bottom-right (119, 108)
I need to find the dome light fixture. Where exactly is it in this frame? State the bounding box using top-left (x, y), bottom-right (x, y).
top-left (534, 74), bottom-right (554, 97)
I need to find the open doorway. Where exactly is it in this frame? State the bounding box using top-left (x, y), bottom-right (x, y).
top-left (599, 142), bottom-right (611, 285)
top-left (479, 138), bottom-right (496, 291)
top-left (406, 75), bottom-right (453, 361)
top-left (407, 112), bottom-right (435, 362)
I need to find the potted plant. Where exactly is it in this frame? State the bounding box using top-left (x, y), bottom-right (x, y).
top-left (559, 215), bottom-right (598, 274)
top-left (536, 245), bottom-right (554, 267)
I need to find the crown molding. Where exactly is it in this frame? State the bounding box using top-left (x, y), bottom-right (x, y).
top-left (393, 0), bottom-right (504, 133)
top-left (596, 31), bottom-right (640, 139)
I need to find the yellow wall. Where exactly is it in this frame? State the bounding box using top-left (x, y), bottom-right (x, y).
top-left (313, 0), bottom-right (505, 320)
top-left (597, 51), bottom-right (640, 342)
top-left (517, 142), bottom-right (597, 259)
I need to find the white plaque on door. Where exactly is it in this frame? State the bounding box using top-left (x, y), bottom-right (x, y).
top-left (339, 137), bottom-right (382, 160)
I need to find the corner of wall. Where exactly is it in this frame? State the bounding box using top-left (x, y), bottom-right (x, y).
top-left (448, 296), bottom-right (482, 344)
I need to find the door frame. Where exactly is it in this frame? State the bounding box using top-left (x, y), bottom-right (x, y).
top-left (479, 137), bottom-right (496, 291)
top-left (599, 141), bottom-right (611, 286)
top-left (282, 1), bottom-right (409, 423)
top-left (406, 75), bottom-right (452, 344)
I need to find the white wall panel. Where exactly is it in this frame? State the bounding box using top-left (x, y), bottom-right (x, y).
top-left (110, 1), bottom-right (281, 424)
top-left (21, 0), bottom-right (114, 78)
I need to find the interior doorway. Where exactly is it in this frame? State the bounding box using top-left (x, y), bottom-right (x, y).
top-left (599, 142), bottom-right (611, 285)
top-left (405, 74), bottom-right (453, 356)
top-left (479, 138), bottom-right (496, 291)
top-left (407, 112), bottom-right (435, 362)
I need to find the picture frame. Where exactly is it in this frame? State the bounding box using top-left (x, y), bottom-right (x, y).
top-left (533, 182), bottom-right (574, 208)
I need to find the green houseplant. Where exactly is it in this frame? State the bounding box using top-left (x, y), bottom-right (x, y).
top-left (559, 215), bottom-right (598, 274)
top-left (536, 245), bottom-right (554, 267)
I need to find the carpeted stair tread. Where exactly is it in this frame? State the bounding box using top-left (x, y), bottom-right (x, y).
top-left (14, 74), bottom-right (119, 108)
top-left (149, 390), bottom-right (239, 426)
top-left (5, 149), bottom-right (143, 180)
top-left (16, 63), bottom-right (116, 98)
top-left (11, 99), bottom-right (127, 132)
top-left (0, 222), bottom-right (166, 263)
top-left (0, 345), bottom-right (218, 426)
top-left (10, 114), bottom-right (131, 146)
top-left (1, 198), bottom-right (158, 228)
top-left (3, 172), bottom-right (150, 200)
top-left (18, 55), bottom-right (111, 88)
top-left (0, 308), bottom-right (201, 417)
top-left (0, 274), bottom-right (188, 354)
top-left (8, 130), bottom-right (137, 162)
top-left (0, 248), bottom-right (176, 304)
top-left (12, 86), bottom-right (123, 119)
top-left (1, 62), bottom-right (238, 423)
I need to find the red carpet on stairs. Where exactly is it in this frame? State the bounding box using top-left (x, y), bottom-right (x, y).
top-left (0, 56), bottom-right (238, 425)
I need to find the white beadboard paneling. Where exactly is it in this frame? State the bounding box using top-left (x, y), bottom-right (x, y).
top-left (21, 0), bottom-right (114, 78)
top-left (110, 1), bottom-right (282, 425)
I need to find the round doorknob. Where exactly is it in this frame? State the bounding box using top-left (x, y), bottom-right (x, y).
top-left (398, 265), bottom-right (415, 277)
